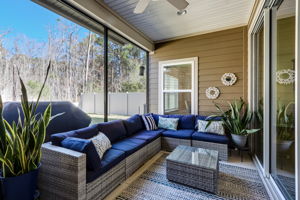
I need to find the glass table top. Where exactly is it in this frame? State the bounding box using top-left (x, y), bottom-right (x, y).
top-left (166, 145), bottom-right (219, 170)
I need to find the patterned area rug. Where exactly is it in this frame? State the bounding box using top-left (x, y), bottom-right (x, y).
top-left (117, 154), bottom-right (270, 200)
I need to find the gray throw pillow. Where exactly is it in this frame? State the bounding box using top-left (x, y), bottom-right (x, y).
top-left (197, 120), bottom-right (225, 135)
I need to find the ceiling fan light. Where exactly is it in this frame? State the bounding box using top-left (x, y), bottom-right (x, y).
top-left (177, 9), bottom-right (187, 16)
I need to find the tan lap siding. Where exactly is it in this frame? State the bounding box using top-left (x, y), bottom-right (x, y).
top-left (149, 26), bottom-right (248, 115)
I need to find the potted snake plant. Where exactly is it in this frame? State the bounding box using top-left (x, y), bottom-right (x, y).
top-left (276, 102), bottom-right (295, 152)
top-left (206, 98), bottom-right (260, 148)
top-left (0, 62), bottom-right (54, 200)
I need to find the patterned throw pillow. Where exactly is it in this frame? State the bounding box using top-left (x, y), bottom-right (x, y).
top-left (158, 116), bottom-right (179, 130)
top-left (90, 132), bottom-right (112, 159)
top-left (142, 115), bottom-right (158, 131)
top-left (197, 120), bottom-right (225, 135)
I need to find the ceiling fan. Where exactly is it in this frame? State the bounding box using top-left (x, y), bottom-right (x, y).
top-left (134, 0), bottom-right (189, 14)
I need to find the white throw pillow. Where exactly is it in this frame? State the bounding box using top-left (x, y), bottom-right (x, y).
top-left (90, 132), bottom-right (112, 159)
top-left (197, 120), bottom-right (225, 135)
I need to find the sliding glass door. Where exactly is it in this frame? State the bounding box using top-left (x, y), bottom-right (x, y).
top-left (271, 0), bottom-right (296, 199)
top-left (253, 23), bottom-right (265, 166)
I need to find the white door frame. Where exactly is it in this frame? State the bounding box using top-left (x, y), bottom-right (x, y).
top-left (158, 57), bottom-right (198, 115)
top-left (295, 0), bottom-right (300, 199)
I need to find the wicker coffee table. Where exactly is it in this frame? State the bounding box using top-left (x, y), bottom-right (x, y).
top-left (166, 145), bottom-right (219, 194)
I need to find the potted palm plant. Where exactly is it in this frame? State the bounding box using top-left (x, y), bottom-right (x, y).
top-left (0, 62), bottom-right (53, 200)
top-left (276, 102), bottom-right (295, 152)
top-left (206, 98), bottom-right (260, 148)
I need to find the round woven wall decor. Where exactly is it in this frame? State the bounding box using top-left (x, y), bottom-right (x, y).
top-left (276, 69), bottom-right (295, 85)
top-left (221, 73), bottom-right (237, 86)
top-left (206, 87), bottom-right (220, 99)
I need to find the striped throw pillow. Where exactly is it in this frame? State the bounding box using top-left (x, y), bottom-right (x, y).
top-left (142, 115), bottom-right (158, 131)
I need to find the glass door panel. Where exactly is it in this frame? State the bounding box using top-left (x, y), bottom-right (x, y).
top-left (254, 24), bottom-right (264, 165)
top-left (271, 0), bottom-right (296, 199)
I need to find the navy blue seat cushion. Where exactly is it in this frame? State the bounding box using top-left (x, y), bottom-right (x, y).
top-left (167, 115), bottom-right (195, 129)
top-left (51, 124), bottom-right (99, 146)
top-left (86, 149), bottom-right (125, 183)
top-left (111, 138), bottom-right (146, 156)
top-left (130, 129), bottom-right (164, 143)
top-left (123, 114), bottom-right (144, 136)
top-left (192, 131), bottom-right (229, 144)
top-left (162, 129), bottom-right (194, 139)
top-left (97, 120), bottom-right (127, 143)
top-left (61, 137), bottom-right (101, 171)
top-left (3, 101), bottom-right (91, 142)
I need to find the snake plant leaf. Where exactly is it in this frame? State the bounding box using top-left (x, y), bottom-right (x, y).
top-left (0, 95), bottom-right (7, 153)
top-left (33, 62), bottom-right (51, 115)
top-left (43, 105), bottom-right (51, 128)
top-left (246, 129), bottom-right (260, 134)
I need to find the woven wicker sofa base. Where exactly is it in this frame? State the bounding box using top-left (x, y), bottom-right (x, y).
top-left (38, 137), bottom-right (162, 200)
top-left (192, 140), bottom-right (228, 161)
top-left (162, 137), bottom-right (191, 152)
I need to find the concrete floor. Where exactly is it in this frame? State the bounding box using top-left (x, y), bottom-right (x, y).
top-left (105, 149), bottom-right (255, 200)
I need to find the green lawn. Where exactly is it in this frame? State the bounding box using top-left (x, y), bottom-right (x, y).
top-left (89, 114), bottom-right (130, 125)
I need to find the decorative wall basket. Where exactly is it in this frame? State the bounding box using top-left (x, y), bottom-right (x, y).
top-left (206, 87), bottom-right (220, 99)
top-left (276, 69), bottom-right (295, 85)
top-left (221, 73), bottom-right (237, 86)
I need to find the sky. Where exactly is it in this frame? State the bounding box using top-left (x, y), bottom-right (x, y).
top-left (0, 0), bottom-right (87, 48)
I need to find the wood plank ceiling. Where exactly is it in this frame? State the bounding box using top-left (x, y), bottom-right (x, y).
top-left (102, 0), bottom-right (255, 42)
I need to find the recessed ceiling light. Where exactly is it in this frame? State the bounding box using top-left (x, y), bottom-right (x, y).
top-left (177, 9), bottom-right (187, 16)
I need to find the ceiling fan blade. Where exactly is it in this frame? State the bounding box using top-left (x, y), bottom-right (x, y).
top-left (134, 0), bottom-right (151, 14)
top-left (166, 0), bottom-right (189, 10)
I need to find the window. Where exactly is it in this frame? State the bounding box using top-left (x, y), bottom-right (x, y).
top-left (159, 57), bottom-right (198, 115)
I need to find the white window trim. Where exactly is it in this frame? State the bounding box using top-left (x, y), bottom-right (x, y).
top-left (158, 57), bottom-right (198, 115)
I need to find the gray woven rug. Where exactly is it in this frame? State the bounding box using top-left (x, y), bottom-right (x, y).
top-left (117, 154), bottom-right (270, 200)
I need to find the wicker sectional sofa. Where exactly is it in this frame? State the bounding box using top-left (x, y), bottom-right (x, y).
top-left (38, 113), bottom-right (229, 200)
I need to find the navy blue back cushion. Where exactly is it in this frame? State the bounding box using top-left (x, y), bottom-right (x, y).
top-left (97, 120), bottom-right (127, 143)
top-left (123, 114), bottom-right (144, 136)
top-left (51, 125), bottom-right (99, 146)
top-left (61, 137), bottom-right (101, 171)
top-left (167, 114), bottom-right (195, 129)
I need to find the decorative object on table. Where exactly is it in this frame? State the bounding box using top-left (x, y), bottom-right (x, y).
top-left (221, 73), bottom-right (237, 86)
top-left (197, 120), bottom-right (225, 135)
top-left (158, 116), bottom-right (179, 131)
top-left (276, 102), bottom-right (295, 152)
top-left (166, 145), bottom-right (219, 194)
top-left (276, 69), bottom-right (295, 85)
top-left (206, 98), bottom-right (260, 148)
top-left (205, 87), bottom-right (220, 99)
top-left (0, 62), bottom-right (58, 200)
